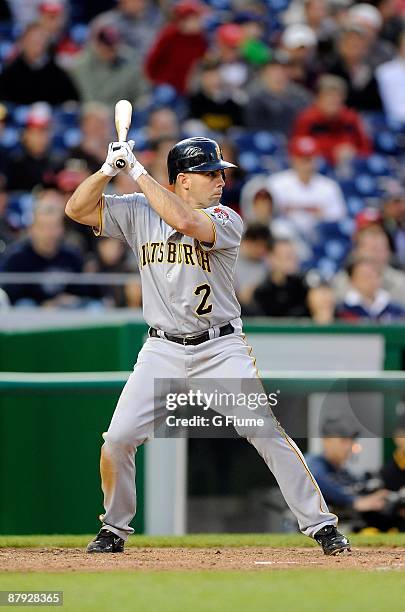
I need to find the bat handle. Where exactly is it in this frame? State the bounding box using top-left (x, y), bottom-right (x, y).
top-left (114, 157), bottom-right (127, 170)
top-left (111, 142), bottom-right (128, 170)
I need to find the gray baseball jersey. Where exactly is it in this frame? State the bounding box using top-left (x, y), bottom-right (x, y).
top-left (97, 192), bottom-right (243, 335)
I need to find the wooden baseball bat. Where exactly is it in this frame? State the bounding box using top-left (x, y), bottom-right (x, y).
top-left (113, 99), bottom-right (133, 169)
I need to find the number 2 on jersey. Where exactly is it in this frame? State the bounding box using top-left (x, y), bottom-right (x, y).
top-left (194, 283), bottom-right (212, 316)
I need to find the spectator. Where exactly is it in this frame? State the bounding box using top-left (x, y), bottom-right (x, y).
top-left (52, 160), bottom-right (96, 254)
top-left (188, 58), bottom-right (244, 132)
top-left (4, 105), bottom-right (59, 192)
top-left (68, 102), bottom-right (114, 174)
top-left (234, 10), bottom-right (271, 69)
top-left (244, 52), bottom-right (312, 135)
top-left (281, 23), bottom-right (320, 91)
top-left (0, 22), bottom-right (79, 105)
top-left (69, 20), bottom-right (148, 106)
top-left (336, 257), bottom-right (404, 322)
top-left (240, 177), bottom-right (274, 226)
top-left (306, 415), bottom-right (389, 521)
top-left (380, 414), bottom-right (405, 531)
top-left (382, 182), bottom-right (405, 267)
top-left (282, 0), bottom-right (338, 61)
top-left (145, 107), bottom-right (180, 144)
top-left (0, 178), bottom-right (14, 263)
top-left (0, 0), bottom-right (11, 22)
top-left (251, 238), bottom-right (309, 317)
top-left (370, 0), bottom-right (404, 45)
top-left (92, 0), bottom-right (163, 60)
top-left (306, 282), bottom-right (336, 324)
top-left (145, 0), bottom-right (208, 95)
top-left (213, 24), bottom-right (249, 95)
top-left (332, 226), bottom-right (405, 307)
top-left (144, 136), bottom-right (177, 188)
top-left (293, 74), bottom-right (372, 165)
top-left (216, 139), bottom-right (245, 213)
top-left (36, 0), bottom-right (79, 66)
top-left (234, 223), bottom-right (271, 308)
top-left (328, 26), bottom-right (383, 111)
top-left (376, 29), bottom-right (405, 123)
top-left (0, 103), bottom-right (9, 175)
top-left (347, 2), bottom-right (395, 67)
top-left (267, 136), bottom-right (346, 242)
top-left (239, 176), bottom-right (310, 259)
top-left (1, 200), bottom-right (89, 307)
top-left (84, 236), bottom-right (136, 308)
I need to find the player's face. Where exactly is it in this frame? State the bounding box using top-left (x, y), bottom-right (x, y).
top-left (186, 170), bottom-right (226, 207)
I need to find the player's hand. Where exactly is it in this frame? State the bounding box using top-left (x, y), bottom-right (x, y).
top-left (100, 141), bottom-right (136, 177)
top-left (353, 489), bottom-right (389, 512)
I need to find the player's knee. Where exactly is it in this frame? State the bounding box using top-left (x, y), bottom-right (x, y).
top-left (102, 431), bottom-right (145, 452)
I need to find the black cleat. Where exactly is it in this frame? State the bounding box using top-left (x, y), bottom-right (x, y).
top-left (314, 525), bottom-right (351, 556)
top-left (86, 528), bottom-right (125, 553)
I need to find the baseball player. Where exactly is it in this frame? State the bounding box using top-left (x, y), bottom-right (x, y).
top-left (65, 136), bottom-right (350, 556)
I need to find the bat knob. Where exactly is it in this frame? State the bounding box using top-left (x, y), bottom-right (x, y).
top-left (114, 158), bottom-right (127, 169)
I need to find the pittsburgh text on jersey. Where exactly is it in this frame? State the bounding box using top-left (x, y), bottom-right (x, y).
top-left (139, 241), bottom-right (211, 272)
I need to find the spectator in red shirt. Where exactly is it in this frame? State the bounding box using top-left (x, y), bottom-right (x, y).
top-left (145, 0), bottom-right (208, 95)
top-left (293, 74), bottom-right (372, 166)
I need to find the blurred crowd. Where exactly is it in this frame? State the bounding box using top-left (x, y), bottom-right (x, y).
top-left (0, 0), bottom-right (404, 318)
top-left (305, 412), bottom-right (405, 532)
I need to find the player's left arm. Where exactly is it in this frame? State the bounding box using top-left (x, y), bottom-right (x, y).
top-left (136, 173), bottom-right (215, 243)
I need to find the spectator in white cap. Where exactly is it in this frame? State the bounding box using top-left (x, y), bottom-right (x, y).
top-left (328, 25), bottom-right (383, 111)
top-left (282, 0), bottom-right (338, 59)
top-left (281, 23), bottom-right (321, 91)
top-left (347, 2), bottom-right (395, 67)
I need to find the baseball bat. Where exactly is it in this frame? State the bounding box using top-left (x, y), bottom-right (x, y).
top-left (113, 99), bottom-right (133, 170)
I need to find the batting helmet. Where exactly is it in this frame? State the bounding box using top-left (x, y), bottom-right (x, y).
top-left (167, 137), bottom-right (237, 184)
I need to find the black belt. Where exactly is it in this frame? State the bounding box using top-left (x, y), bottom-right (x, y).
top-left (149, 323), bottom-right (234, 346)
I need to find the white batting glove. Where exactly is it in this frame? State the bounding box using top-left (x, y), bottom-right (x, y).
top-left (100, 141), bottom-right (147, 180)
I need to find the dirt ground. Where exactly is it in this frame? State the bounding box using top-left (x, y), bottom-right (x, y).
top-left (0, 547), bottom-right (404, 572)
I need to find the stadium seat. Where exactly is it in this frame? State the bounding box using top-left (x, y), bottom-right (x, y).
top-left (7, 192), bottom-right (34, 229)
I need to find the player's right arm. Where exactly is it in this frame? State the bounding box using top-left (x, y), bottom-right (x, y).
top-left (65, 171), bottom-right (111, 228)
top-left (65, 141), bottom-right (131, 228)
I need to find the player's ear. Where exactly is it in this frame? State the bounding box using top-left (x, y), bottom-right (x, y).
top-left (177, 173), bottom-right (190, 190)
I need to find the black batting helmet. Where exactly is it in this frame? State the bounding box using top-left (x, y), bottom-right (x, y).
top-left (167, 137), bottom-right (237, 184)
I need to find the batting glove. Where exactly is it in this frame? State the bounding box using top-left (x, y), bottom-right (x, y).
top-left (100, 141), bottom-right (147, 180)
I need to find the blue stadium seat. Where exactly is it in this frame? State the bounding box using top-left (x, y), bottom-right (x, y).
top-left (354, 173), bottom-right (378, 197)
top-left (346, 195), bottom-right (365, 216)
top-left (0, 126), bottom-right (19, 150)
top-left (238, 151), bottom-right (265, 173)
top-left (54, 107), bottom-right (80, 129)
top-left (204, 0), bottom-right (231, 9)
top-left (69, 23), bottom-right (89, 46)
top-left (7, 193), bottom-right (34, 229)
top-left (11, 105), bottom-right (30, 127)
top-left (62, 127), bottom-right (82, 149)
top-left (309, 221), bottom-right (353, 269)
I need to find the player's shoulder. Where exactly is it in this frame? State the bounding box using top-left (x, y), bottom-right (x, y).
top-left (204, 204), bottom-right (243, 227)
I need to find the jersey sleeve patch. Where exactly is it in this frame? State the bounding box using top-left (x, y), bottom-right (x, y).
top-left (209, 207), bottom-right (231, 226)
